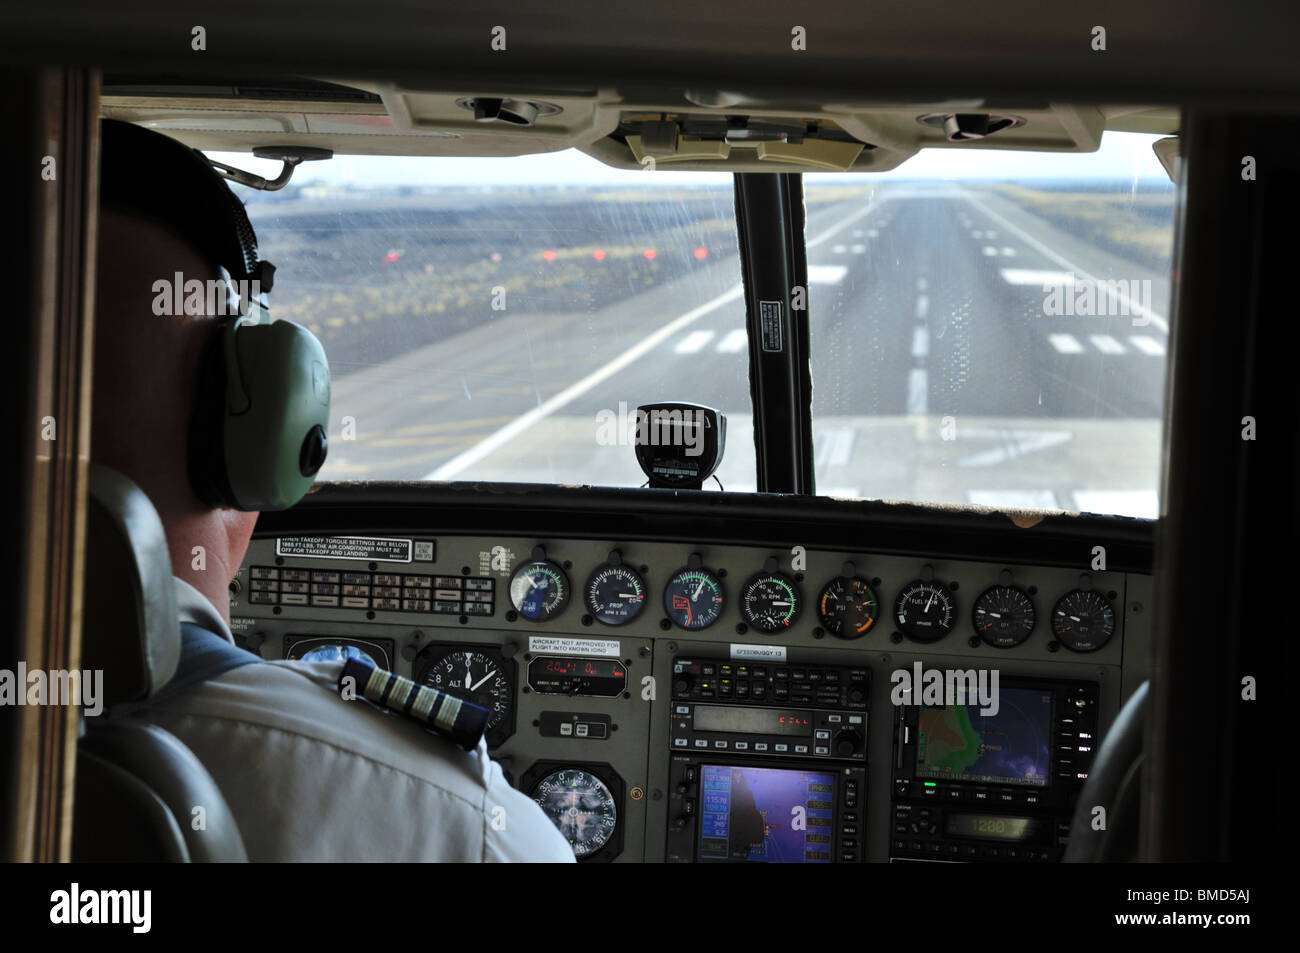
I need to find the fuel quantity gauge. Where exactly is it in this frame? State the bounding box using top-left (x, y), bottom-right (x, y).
top-left (1051, 585), bottom-right (1115, 652)
top-left (973, 583), bottom-right (1036, 648)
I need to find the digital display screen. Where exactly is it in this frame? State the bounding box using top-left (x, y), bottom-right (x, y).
top-left (945, 813), bottom-right (1040, 842)
top-left (697, 765), bottom-right (836, 863)
top-left (915, 688), bottom-right (1052, 787)
top-left (527, 657), bottom-right (626, 696)
top-left (534, 657), bottom-right (625, 678)
top-left (691, 705), bottom-right (812, 737)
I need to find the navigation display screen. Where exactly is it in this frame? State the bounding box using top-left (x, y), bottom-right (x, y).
top-left (697, 765), bottom-right (836, 863)
top-left (915, 688), bottom-right (1052, 787)
top-left (692, 705), bottom-right (812, 736)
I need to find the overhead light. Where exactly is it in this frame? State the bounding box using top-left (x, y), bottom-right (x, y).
top-left (456, 96), bottom-right (562, 127)
top-left (916, 112), bottom-right (1025, 141)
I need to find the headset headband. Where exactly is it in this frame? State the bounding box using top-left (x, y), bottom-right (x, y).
top-left (99, 119), bottom-right (274, 298)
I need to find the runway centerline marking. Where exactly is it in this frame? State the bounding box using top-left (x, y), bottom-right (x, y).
top-left (1049, 333), bottom-right (1085, 354)
top-left (717, 329), bottom-right (749, 353)
top-left (675, 330), bottom-right (716, 354)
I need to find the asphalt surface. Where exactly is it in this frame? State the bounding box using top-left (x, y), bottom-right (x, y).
top-left (294, 185), bottom-right (1172, 517)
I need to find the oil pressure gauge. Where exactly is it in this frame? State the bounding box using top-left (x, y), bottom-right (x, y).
top-left (817, 562), bottom-right (879, 639)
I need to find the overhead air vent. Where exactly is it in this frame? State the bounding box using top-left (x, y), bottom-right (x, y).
top-left (456, 97), bottom-right (563, 126)
top-left (917, 112), bottom-right (1025, 141)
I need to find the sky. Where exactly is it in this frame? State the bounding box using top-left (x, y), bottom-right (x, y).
top-left (208, 131), bottom-right (1170, 189)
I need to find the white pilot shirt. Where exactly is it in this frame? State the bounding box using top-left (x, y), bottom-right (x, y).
top-left (134, 577), bottom-right (575, 863)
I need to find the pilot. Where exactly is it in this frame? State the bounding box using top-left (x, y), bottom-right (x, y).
top-left (90, 119), bottom-right (574, 862)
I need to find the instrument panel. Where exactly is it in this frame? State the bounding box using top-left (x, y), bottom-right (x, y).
top-left (230, 532), bottom-right (1152, 863)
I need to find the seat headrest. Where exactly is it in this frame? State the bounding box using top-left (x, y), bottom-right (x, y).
top-left (81, 463), bottom-right (180, 706)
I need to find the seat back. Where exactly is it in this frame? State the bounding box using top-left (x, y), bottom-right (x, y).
top-left (73, 463), bottom-right (247, 862)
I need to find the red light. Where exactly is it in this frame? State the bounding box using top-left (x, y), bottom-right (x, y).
top-left (542, 249), bottom-right (557, 261)
top-left (383, 251), bottom-right (400, 263)
top-left (694, 246), bottom-right (708, 259)
top-left (593, 249), bottom-right (606, 261)
top-left (643, 249), bottom-right (656, 260)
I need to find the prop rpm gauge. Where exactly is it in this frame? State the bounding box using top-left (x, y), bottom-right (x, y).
top-left (415, 646), bottom-right (514, 735)
top-left (1050, 589), bottom-right (1116, 652)
top-left (740, 571), bottom-right (802, 633)
top-left (585, 560), bottom-right (647, 626)
top-left (663, 564), bottom-right (725, 630)
top-left (895, 578), bottom-right (956, 643)
top-left (530, 768), bottom-right (619, 860)
top-left (973, 585), bottom-right (1036, 648)
top-left (817, 574), bottom-right (879, 639)
top-left (509, 554), bottom-right (570, 622)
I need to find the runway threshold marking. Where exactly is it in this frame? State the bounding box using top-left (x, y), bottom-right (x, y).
top-left (966, 192), bottom-right (1169, 334)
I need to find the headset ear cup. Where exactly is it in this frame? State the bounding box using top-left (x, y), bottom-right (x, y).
top-left (187, 321), bottom-right (239, 508)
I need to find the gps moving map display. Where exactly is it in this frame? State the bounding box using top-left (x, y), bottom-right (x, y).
top-left (916, 689), bottom-right (1051, 787)
top-left (698, 765), bottom-right (836, 862)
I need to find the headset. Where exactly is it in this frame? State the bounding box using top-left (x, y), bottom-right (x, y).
top-left (101, 119), bottom-right (330, 511)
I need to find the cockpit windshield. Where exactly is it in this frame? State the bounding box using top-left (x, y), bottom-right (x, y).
top-left (226, 131), bottom-right (1173, 515)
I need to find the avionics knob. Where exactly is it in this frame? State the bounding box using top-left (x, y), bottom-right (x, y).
top-left (835, 729), bottom-right (863, 758)
top-left (673, 674), bottom-right (694, 695)
top-left (847, 685), bottom-right (866, 705)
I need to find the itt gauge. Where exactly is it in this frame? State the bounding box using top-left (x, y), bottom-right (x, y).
top-left (664, 552), bottom-right (726, 630)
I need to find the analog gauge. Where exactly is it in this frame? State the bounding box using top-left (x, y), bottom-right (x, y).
top-left (509, 558), bottom-right (570, 621)
top-left (285, 636), bottom-right (394, 669)
top-left (663, 566), bottom-right (725, 630)
top-left (415, 646), bottom-right (514, 733)
top-left (585, 563), bottom-right (647, 626)
top-left (972, 585), bottom-right (1036, 648)
top-left (740, 571), bottom-right (802, 633)
top-left (894, 579), bottom-right (957, 642)
top-left (1050, 589), bottom-right (1116, 652)
top-left (818, 575), bottom-right (879, 639)
top-left (297, 643), bottom-right (378, 666)
top-left (530, 768), bottom-right (618, 859)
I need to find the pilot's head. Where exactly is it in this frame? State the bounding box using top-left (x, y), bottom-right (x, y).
top-left (92, 120), bottom-right (329, 593)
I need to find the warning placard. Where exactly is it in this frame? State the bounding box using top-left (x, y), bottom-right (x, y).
top-left (527, 636), bottom-right (621, 658)
top-left (759, 300), bottom-right (784, 352)
top-left (275, 536), bottom-right (412, 562)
